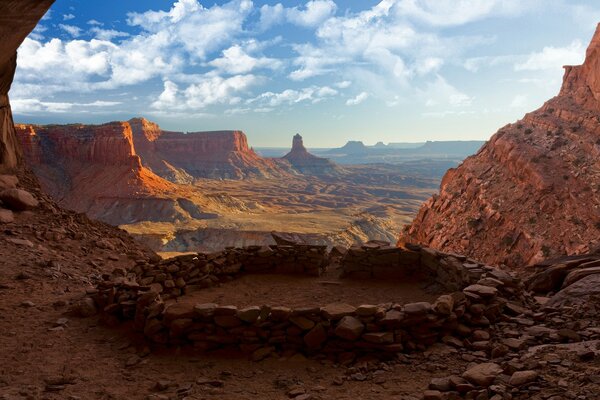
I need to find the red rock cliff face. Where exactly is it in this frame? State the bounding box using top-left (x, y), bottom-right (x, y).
top-left (0, 1), bottom-right (54, 171)
top-left (129, 118), bottom-right (291, 180)
top-left (401, 24), bottom-right (600, 267)
top-left (14, 122), bottom-right (182, 225)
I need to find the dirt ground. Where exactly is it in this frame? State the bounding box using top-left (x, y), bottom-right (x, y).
top-left (0, 171), bottom-right (464, 400)
top-left (178, 268), bottom-right (438, 309)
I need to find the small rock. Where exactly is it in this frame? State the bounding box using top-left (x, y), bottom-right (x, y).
top-left (251, 347), bottom-right (274, 362)
top-left (429, 377), bottom-right (451, 391)
top-left (54, 318), bottom-right (69, 327)
top-left (20, 300), bottom-right (35, 308)
top-left (0, 208), bottom-right (14, 223)
top-left (125, 355), bottom-right (141, 367)
top-left (423, 390), bottom-right (443, 400)
top-left (71, 297), bottom-right (97, 317)
top-left (509, 370), bottom-right (538, 386)
top-left (7, 238), bottom-right (34, 247)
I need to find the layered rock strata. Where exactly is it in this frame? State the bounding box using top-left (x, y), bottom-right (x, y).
top-left (401, 25), bottom-right (600, 267)
top-left (14, 122), bottom-right (189, 225)
top-left (129, 117), bottom-right (291, 180)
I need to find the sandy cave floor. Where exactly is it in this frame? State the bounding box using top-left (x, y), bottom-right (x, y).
top-left (176, 267), bottom-right (438, 309)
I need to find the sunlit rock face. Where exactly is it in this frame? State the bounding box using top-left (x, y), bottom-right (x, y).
top-left (0, 0), bottom-right (54, 171)
top-left (14, 122), bottom-right (181, 225)
top-left (400, 24), bottom-right (600, 267)
top-left (128, 117), bottom-right (291, 181)
top-left (282, 134), bottom-right (342, 177)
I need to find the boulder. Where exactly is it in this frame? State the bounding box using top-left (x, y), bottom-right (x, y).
top-left (304, 324), bottom-right (327, 350)
top-left (462, 363), bottom-right (502, 387)
top-left (321, 303), bottom-right (355, 320)
top-left (334, 316), bottom-right (364, 341)
top-left (0, 189), bottom-right (39, 211)
top-left (463, 284), bottom-right (498, 298)
top-left (562, 266), bottom-right (600, 288)
top-left (0, 175), bottom-right (18, 190)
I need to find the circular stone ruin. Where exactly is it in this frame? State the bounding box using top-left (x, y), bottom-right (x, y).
top-left (93, 241), bottom-right (519, 361)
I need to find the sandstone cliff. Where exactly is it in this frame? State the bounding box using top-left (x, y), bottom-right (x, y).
top-left (13, 122), bottom-right (208, 225)
top-left (282, 134), bottom-right (342, 177)
top-left (400, 25), bottom-right (600, 267)
top-left (129, 118), bottom-right (291, 181)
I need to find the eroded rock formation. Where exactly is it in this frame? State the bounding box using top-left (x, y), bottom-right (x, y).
top-left (0, 0), bottom-right (54, 171)
top-left (282, 133), bottom-right (342, 176)
top-left (13, 122), bottom-right (201, 225)
top-left (401, 24), bottom-right (600, 267)
top-left (129, 117), bottom-right (291, 180)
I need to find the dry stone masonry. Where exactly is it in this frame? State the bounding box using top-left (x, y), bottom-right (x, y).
top-left (92, 240), bottom-right (527, 363)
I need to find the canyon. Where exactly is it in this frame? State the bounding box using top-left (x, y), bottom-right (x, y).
top-left (15, 119), bottom-right (439, 255)
top-left (0, 3), bottom-right (599, 400)
top-left (401, 26), bottom-right (600, 267)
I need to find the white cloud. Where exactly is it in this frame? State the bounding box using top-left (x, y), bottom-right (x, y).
top-left (394, 0), bottom-right (539, 27)
top-left (287, 0), bottom-right (337, 28)
top-left (127, 0), bottom-right (253, 60)
top-left (259, 4), bottom-right (285, 29)
top-left (335, 80), bottom-right (352, 89)
top-left (417, 75), bottom-right (472, 107)
top-left (90, 28), bottom-right (130, 41)
top-left (288, 1), bottom-right (467, 83)
top-left (208, 44), bottom-right (282, 74)
top-left (152, 74), bottom-right (261, 111)
top-left (515, 40), bottom-right (585, 71)
top-left (346, 92), bottom-right (369, 106)
top-left (87, 19), bottom-right (103, 26)
top-left (12, 99), bottom-right (121, 114)
top-left (59, 24), bottom-right (82, 37)
top-left (259, 1), bottom-right (337, 29)
top-left (63, 14), bottom-right (75, 21)
top-left (249, 85), bottom-right (338, 107)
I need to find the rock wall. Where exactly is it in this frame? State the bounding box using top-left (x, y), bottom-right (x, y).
top-left (129, 118), bottom-right (292, 180)
top-left (0, 0), bottom-right (55, 171)
top-left (400, 24), bottom-right (600, 267)
top-left (92, 244), bottom-right (521, 360)
top-left (14, 122), bottom-right (187, 225)
top-left (340, 242), bottom-right (497, 292)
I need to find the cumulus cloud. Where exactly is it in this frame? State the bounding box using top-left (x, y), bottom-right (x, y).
top-left (90, 28), bottom-right (130, 41)
top-left (288, 1), bottom-right (462, 82)
top-left (248, 85), bottom-right (338, 107)
top-left (151, 75), bottom-right (261, 111)
top-left (127, 0), bottom-right (252, 60)
top-left (63, 14), bottom-right (75, 21)
top-left (208, 44), bottom-right (282, 74)
top-left (514, 40), bottom-right (585, 71)
top-left (59, 24), bottom-right (82, 37)
top-left (346, 92), bottom-right (369, 106)
top-left (259, 0), bottom-right (337, 29)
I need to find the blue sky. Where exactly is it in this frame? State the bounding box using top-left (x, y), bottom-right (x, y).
top-left (11, 0), bottom-right (600, 146)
